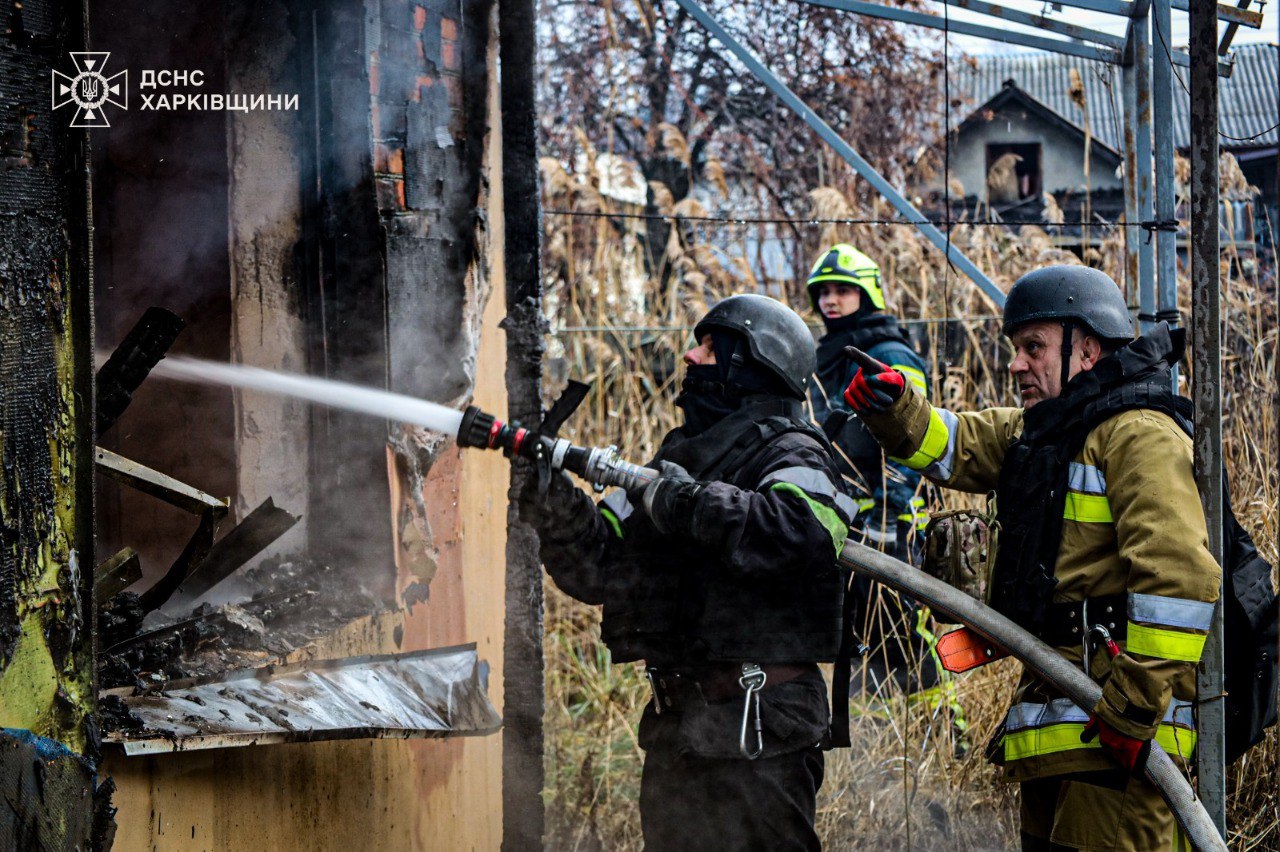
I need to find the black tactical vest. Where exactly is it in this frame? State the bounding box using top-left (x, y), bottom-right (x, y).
top-left (989, 325), bottom-right (1184, 630)
top-left (599, 398), bottom-right (848, 666)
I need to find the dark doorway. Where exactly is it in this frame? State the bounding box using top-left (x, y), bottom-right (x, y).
top-left (92, 2), bottom-right (236, 584)
top-left (986, 141), bottom-right (1043, 201)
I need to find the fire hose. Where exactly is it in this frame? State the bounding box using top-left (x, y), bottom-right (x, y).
top-left (836, 539), bottom-right (1227, 852)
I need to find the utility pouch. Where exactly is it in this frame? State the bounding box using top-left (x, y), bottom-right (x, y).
top-left (922, 504), bottom-right (996, 602)
top-left (936, 626), bottom-right (1010, 673)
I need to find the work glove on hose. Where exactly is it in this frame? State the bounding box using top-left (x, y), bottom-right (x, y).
top-left (517, 468), bottom-right (597, 544)
top-left (1080, 714), bottom-right (1152, 775)
top-left (628, 461), bottom-right (704, 537)
top-left (843, 366), bottom-right (906, 413)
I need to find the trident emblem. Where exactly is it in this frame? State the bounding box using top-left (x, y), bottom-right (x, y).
top-left (52, 52), bottom-right (127, 128)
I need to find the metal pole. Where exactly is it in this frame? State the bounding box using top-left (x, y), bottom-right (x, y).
top-left (1151, 0), bottom-right (1179, 386)
top-left (676, 0), bottom-right (1007, 308)
top-left (1188, 0), bottom-right (1226, 836)
top-left (1123, 31), bottom-right (1142, 322)
top-left (1132, 5), bottom-right (1158, 334)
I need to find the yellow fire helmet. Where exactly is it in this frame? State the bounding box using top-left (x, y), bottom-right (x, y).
top-left (806, 244), bottom-right (886, 312)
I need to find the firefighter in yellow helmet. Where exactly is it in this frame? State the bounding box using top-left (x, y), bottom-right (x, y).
top-left (841, 265), bottom-right (1219, 851)
top-left (806, 244), bottom-right (934, 692)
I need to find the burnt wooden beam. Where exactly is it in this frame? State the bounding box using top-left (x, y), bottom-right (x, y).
top-left (94, 447), bottom-right (228, 516)
top-left (95, 548), bottom-right (143, 601)
top-left (168, 497), bottom-right (300, 605)
top-left (94, 306), bottom-right (186, 435)
top-left (499, 0), bottom-right (547, 846)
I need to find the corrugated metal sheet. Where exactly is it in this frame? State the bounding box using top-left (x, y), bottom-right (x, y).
top-left (954, 43), bottom-right (1278, 151)
top-left (103, 643), bottom-right (501, 755)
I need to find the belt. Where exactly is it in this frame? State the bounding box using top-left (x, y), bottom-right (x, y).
top-left (1034, 594), bottom-right (1126, 647)
top-left (645, 663), bottom-right (808, 713)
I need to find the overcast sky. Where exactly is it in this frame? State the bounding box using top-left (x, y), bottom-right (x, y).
top-left (921, 0), bottom-right (1277, 55)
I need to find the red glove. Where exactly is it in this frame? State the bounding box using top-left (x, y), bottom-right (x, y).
top-left (843, 367), bottom-right (906, 412)
top-left (1081, 715), bottom-right (1152, 775)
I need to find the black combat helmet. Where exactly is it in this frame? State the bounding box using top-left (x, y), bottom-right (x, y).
top-left (694, 294), bottom-right (816, 399)
top-left (1002, 265), bottom-right (1134, 342)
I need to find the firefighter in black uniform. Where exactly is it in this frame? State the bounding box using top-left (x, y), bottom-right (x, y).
top-left (520, 294), bottom-right (857, 851)
top-left (806, 244), bottom-right (936, 693)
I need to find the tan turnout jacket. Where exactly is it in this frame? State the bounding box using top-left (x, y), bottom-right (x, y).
top-left (862, 384), bottom-right (1220, 781)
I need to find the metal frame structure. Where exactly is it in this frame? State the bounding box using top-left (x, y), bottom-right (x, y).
top-left (675, 0), bottom-right (1259, 308)
top-left (672, 0), bottom-right (1262, 839)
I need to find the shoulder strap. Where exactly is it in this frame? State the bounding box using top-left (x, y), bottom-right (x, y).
top-left (706, 414), bottom-right (818, 483)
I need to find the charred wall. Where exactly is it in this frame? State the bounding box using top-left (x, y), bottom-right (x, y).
top-left (0, 0), bottom-right (113, 844)
top-left (0, 0), bottom-right (95, 747)
top-left (105, 0), bottom-right (509, 841)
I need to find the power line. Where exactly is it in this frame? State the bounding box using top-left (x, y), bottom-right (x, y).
top-left (544, 207), bottom-right (1152, 228)
top-left (1149, 12), bottom-right (1276, 145)
top-left (548, 317), bottom-right (1004, 334)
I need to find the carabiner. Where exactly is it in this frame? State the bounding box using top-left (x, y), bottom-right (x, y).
top-left (1084, 623), bottom-right (1121, 678)
top-left (738, 663), bottom-right (767, 760)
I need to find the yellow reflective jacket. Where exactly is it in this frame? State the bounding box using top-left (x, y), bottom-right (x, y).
top-left (862, 385), bottom-right (1221, 781)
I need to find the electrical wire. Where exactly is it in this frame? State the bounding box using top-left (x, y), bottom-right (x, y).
top-left (544, 208), bottom-right (1149, 228)
top-left (1150, 10), bottom-right (1278, 145)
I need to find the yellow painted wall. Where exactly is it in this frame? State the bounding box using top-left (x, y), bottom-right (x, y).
top-left (105, 17), bottom-right (509, 850)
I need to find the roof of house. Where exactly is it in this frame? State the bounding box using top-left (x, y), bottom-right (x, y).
top-left (951, 43), bottom-right (1278, 152)
top-left (957, 80), bottom-right (1124, 160)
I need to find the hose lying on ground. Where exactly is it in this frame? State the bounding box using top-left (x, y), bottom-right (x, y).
top-left (837, 538), bottom-right (1227, 852)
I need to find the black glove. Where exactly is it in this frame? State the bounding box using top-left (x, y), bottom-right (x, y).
top-left (635, 461), bottom-right (704, 536)
top-left (517, 468), bottom-right (588, 536)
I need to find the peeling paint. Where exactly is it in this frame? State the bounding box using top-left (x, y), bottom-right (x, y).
top-left (0, 201), bottom-right (95, 756)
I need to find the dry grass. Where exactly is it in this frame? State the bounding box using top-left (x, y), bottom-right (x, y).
top-left (539, 136), bottom-right (1278, 850)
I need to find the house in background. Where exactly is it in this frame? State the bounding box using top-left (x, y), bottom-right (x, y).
top-left (926, 44), bottom-right (1278, 255)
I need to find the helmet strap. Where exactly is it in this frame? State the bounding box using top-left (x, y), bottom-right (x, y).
top-left (725, 336), bottom-right (746, 385)
top-left (1059, 321), bottom-right (1074, 391)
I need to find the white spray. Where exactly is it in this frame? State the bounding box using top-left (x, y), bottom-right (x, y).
top-left (149, 356), bottom-right (466, 437)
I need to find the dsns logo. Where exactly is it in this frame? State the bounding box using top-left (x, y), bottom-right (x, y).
top-left (52, 52), bottom-right (127, 128)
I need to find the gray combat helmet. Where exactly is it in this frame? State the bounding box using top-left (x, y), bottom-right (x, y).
top-left (1002, 265), bottom-right (1134, 342)
top-left (693, 294), bottom-right (816, 399)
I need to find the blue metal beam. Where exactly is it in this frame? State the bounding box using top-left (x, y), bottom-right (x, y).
top-left (1124, 11), bottom-right (1157, 334)
top-left (1218, 0), bottom-right (1254, 53)
top-left (1048, 0), bottom-right (1135, 16)
top-left (1169, 0), bottom-right (1264, 26)
top-left (807, 0), bottom-right (1123, 63)
top-left (674, 0), bottom-right (1006, 307)
top-left (1152, 0), bottom-right (1179, 385)
top-left (936, 0), bottom-right (1128, 48)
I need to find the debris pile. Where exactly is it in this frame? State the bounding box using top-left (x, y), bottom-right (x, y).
top-left (98, 556), bottom-right (383, 691)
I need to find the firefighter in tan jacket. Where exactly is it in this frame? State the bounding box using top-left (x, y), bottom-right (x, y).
top-left (842, 266), bottom-right (1219, 852)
